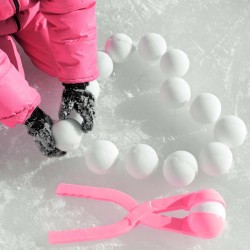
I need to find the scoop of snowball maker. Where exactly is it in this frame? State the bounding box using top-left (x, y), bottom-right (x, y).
top-left (25, 107), bottom-right (66, 157)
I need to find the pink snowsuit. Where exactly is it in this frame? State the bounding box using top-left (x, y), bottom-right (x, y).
top-left (0, 0), bottom-right (98, 128)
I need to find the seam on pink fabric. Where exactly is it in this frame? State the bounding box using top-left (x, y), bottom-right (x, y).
top-left (64, 38), bottom-right (96, 45)
top-left (0, 104), bottom-right (33, 121)
top-left (50, 38), bottom-right (96, 45)
top-left (0, 97), bottom-right (40, 126)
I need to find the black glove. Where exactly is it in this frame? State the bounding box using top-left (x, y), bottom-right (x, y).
top-left (59, 82), bottom-right (96, 133)
top-left (25, 107), bottom-right (66, 157)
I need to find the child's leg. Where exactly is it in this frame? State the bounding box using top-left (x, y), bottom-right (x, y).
top-left (0, 36), bottom-right (41, 128)
top-left (13, 11), bottom-right (57, 78)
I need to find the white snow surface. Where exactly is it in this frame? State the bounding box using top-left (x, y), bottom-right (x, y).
top-left (0, 0), bottom-right (250, 249)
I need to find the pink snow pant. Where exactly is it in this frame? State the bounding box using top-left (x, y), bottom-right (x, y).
top-left (0, 5), bottom-right (98, 128)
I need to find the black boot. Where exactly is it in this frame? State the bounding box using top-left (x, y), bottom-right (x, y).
top-left (25, 107), bottom-right (66, 157)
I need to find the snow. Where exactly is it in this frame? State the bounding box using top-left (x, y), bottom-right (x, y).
top-left (0, 0), bottom-right (250, 249)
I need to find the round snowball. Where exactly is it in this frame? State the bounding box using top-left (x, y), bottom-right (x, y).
top-left (163, 151), bottom-right (198, 187)
top-left (160, 49), bottom-right (190, 78)
top-left (85, 140), bottom-right (119, 175)
top-left (105, 33), bottom-right (134, 63)
top-left (86, 80), bottom-right (100, 100)
top-left (189, 201), bottom-right (226, 238)
top-left (160, 77), bottom-right (191, 109)
top-left (214, 115), bottom-right (247, 148)
top-left (68, 110), bottom-right (83, 124)
top-left (199, 142), bottom-right (233, 176)
top-left (52, 118), bottom-right (83, 151)
top-left (97, 51), bottom-right (113, 80)
top-left (189, 93), bottom-right (221, 124)
top-left (138, 33), bottom-right (167, 62)
top-left (125, 144), bottom-right (159, 179)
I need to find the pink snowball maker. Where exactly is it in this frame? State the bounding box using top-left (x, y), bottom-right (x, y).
top-left (49, 184), bottom-right (226, 244)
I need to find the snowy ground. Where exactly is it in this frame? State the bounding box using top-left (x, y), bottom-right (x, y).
top-left (0, 0), bottom-right (250, 249)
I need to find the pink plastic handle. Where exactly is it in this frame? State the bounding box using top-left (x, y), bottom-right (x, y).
top-left (49, 202), bottom-right (156, 244)
top-left (56, 183), bottom-right (138, 209)
top-left (49, 184), bottom-right (226, 244)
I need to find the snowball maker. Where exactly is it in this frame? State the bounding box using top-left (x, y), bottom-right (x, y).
top-left (52, 118), bottom-right (83, 151)
top-left (85, 140), bottom-right (119, 174)
top-left (48, 185), bottom-right (226, 244)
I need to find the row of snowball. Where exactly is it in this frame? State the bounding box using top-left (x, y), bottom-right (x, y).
top-left (52, 113), bottom-right (246, 181)
top-left (98, 32), bottom-right (247, 148)
top-left (83, 140), bottom-right (233, 188)
top-left (53, 114), bottom-right (247, 152)
top-left (98, 32), bottom-right (189, 80)
top-left (99, 33), bottom-right (193, 114)
top-left (51, 115), bottom-right (242, 187)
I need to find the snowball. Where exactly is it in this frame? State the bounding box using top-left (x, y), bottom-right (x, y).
top-left (68, 110), bottom-right (83, 124)
top-left (189, 93), bottom-right (221, 124)
top-left (138, 33), bottom-right (167, 62)
top-left (105, 33), bottom-right (134, 63)
top-left (160, 49), bottom-right (190, 78)
top-left (85, 80), bottom-right (100, 100)
top-left (85, 140), bottom-right (119, 175)
top-left (214, 115), bottom-right (247, 148)
top-left (160, 77), bottom-right (191, 109)
top-left (163, 151), bottom-right (198, 187)
top-left (124, 144), bottom-right (159, 179)
top-left (97, 51), bottom-right (113, 80)
top-left (199, 142), bottom-right (233, 176)
top-left (52, 119), bottom-right (83, 151)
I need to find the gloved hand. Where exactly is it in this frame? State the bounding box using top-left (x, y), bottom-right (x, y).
top-left (59, 82), bottom-right (96, 133)
top-left (25, 107), bottom-right (66, 157)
